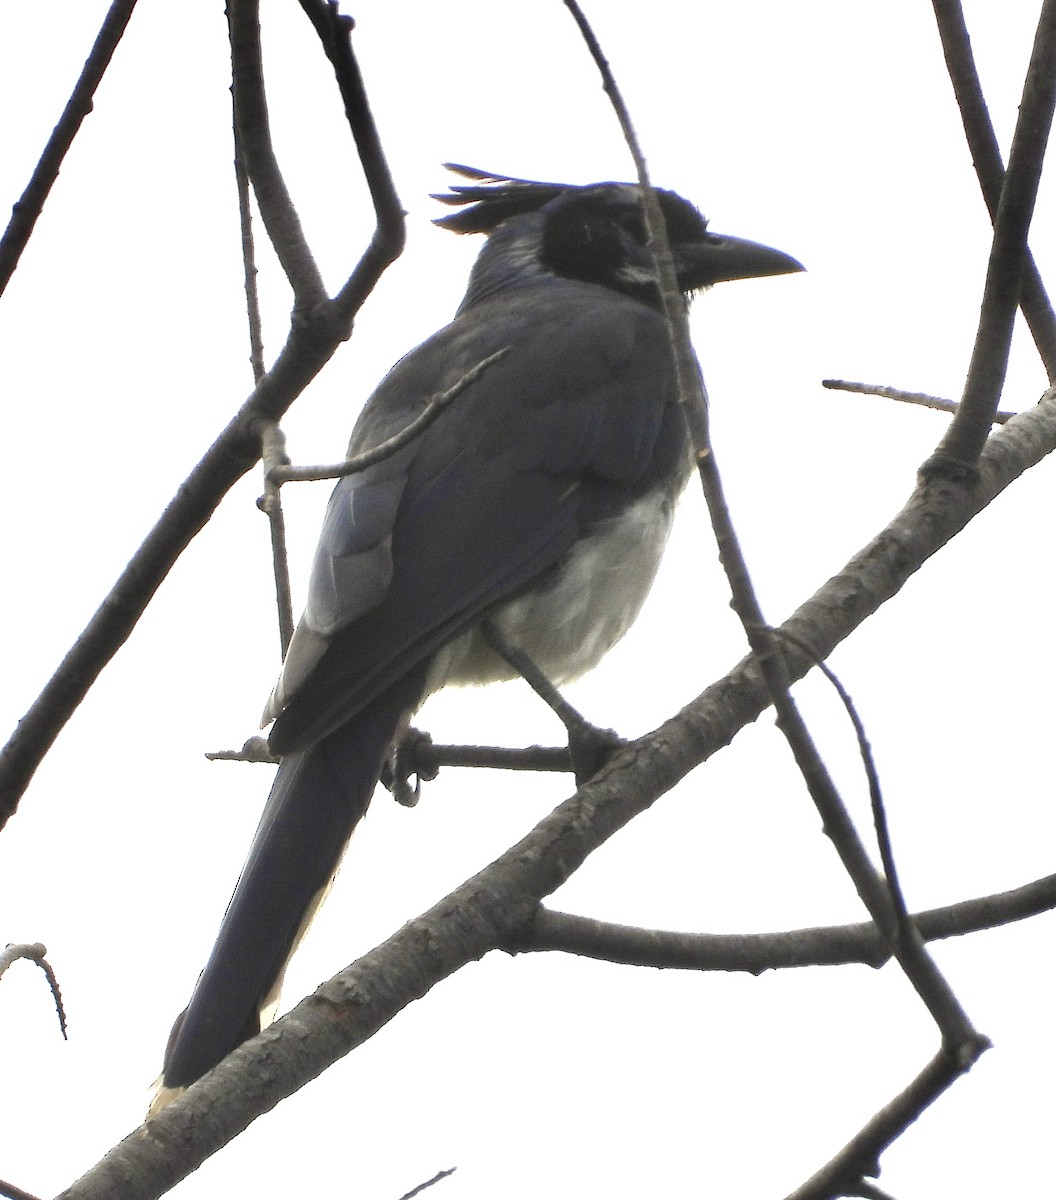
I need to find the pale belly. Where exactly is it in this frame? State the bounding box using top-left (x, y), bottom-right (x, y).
top-left (427, 488), bottom-right (677, 693)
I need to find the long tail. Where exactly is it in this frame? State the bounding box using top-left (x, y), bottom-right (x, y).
top-left (153, 665), bottom-right (427, 1109)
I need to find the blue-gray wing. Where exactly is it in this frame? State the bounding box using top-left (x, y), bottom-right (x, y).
top-left (266, 279), bottom-right (687, 755)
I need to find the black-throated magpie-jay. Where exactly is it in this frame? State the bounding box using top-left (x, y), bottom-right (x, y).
top-left (153, 167), bottom-right (802, 1107)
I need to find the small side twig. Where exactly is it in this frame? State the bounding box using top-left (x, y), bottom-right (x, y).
top-left (396, 1167), bottom-right (457, 1200)
top-left (204, 733), bottom-right (571, 773)
top-left (822, 378), bottom-right (1015, 423)
top-left (266, 350), bottom-right (509, 485)
top-left (0, 942), bottom-right (67, 1038)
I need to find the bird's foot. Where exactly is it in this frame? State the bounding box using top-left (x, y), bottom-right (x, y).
top-left (381, 727), bottom-right (438, 807)
top-left (567, 721), bottom-right (626, 785)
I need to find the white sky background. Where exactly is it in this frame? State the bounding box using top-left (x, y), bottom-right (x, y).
top-left (1, 2), bottom-right (1055, 1197)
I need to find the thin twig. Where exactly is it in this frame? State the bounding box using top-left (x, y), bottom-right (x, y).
top-left (298, 0), bottom-right (406, 321)
top-left (230, 63), bottom-right (294, 654)
top-left (769, 628), bottom-right (910, 929)
top-left (0, 0), bottom-right (139, 299)
top-left (562, 0), bottom-right (710, 454)
top-left (822, 378), bottom-right (1015, 423)
top-left (257, 421), bottom-right (296, 654)
top-left (396, 1168), bottom-right (457, 1200)
top-left (405, 738), bottom-right (572, 776)
top-left (268, 350), bottom-right (509, 484)
top-left (0, 943), bottom-right (67, 1038)
top-left (230, 87), bottom-right (267, 385)
top-left (228, 0), bottom-right (328, 310)
top-left (927, 0), bottom-right (1056, 472)
top-left (0, 1177), bottom-right (43, 1200)
top-left (930, 0), bottom-right (1056, 380)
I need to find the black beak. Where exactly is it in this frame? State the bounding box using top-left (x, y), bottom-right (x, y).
top-left (673, 232), bottom-right (804, 290)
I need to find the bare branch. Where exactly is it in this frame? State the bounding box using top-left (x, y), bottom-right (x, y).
top-left (297, 0), bottom-right (406, 321)
top-left (227, 0), bottom-right (328, 310)
top-left (527, 869), bottom-right (1056, 971)
top-left (770, 628), bottom-right (913, 939)
top-left (822, 378), bottom-right (1015, 423)
top-left (268, 351), bottom-right (508, 484)
top-left (562, 0), bottom-right (710, 453)
top-left (0, 942), bottom-right (67, 1038)
top-left (0, 1176), bottom-right (43, 1200)
top-left (0, 0), bottom-right (139, 299)
top-left (930, 0), bottom-right (1056, 379)
top-left (231, 114), bottom-right (267, 387)
top-left (927, 0), bottom-right (1056, 472)
top-left (403, 737), bottom-right (572, 777)
top-left (0, 15), bottom-right (404, 830)
top-left (785, 1051), bottom-right (970, 1200)
top-left (396, 1168), bottom-right (457, 1200)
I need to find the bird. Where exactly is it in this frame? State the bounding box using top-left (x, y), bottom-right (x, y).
top-left (151, 165), bottom-right (802, 1110)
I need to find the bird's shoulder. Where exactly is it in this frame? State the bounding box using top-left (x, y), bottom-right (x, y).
top-left (350, 278), bottom-right (672, 451)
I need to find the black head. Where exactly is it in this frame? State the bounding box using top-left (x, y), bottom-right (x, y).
top-left (434, 164), bottom-right (803, 308)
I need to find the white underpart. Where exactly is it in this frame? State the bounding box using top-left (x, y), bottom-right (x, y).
top-left (427, 487), bottom-right (677, 695)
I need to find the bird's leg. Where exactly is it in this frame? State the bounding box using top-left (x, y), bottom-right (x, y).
top-left (480, 619), bottom-right (625, 784)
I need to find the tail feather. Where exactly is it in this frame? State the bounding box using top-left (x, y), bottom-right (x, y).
top-left (154, 665), bottom-right (427, 1105)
